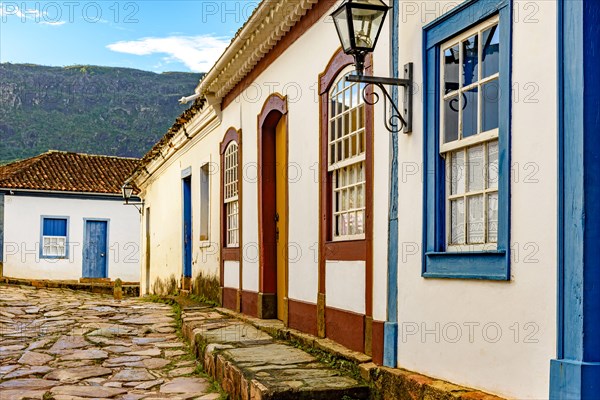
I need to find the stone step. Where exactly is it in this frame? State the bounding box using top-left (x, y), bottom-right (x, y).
top-left (181, 308), bottom-right (370, 400)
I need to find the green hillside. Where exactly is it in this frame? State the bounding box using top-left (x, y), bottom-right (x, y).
top-left (0, 63), bottom-right (202, 164)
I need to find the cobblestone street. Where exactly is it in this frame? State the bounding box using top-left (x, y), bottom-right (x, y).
top-left (0, 285), bottom-right (219, 400)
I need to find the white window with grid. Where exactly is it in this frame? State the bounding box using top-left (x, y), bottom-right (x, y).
top-left (329, 69), bottom-right (366, 241)
top-left (224, 142), bottom-right (239, 247)
top-left (440, 16), bottom-right (500, 251)
top-left (41, 217), bottom-right (68, 257)
top-left (43, 236), bottom-right (67, 257)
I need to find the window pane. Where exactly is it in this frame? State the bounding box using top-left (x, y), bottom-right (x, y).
top-left (482, 80), bottom-right (499, 132)
top-left (450, 150), bottom-right (465, 195)
top-left (462, 35), bottom-right (478, 86)
top-left (444, 45), bottom-right (459, 94)
top-left (444, 96), bottom-right (459, 142)
top-left (462, 88), bottom-right (478, 138)
top-left (487, 192), bottom-right (498, 242)
top-left (467, 145), bottom-right (484, 191)
top-left (450, 198), bottom-right (465, 244)
top-left (487, 141), bottom-right (499, 189)
top-left (467, 195), bottom-right (484, 243)
top-left (482, 25), bottom-right (500, 78)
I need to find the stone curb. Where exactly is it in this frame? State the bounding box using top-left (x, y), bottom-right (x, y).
top-left (208, 307), bottom-right (506, 400)
top-left (0, 276), bottom-right (140, 297)
top-left (178, 304), bottom-right (370, 400)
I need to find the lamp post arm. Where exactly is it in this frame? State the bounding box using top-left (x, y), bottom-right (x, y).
top-left (346, 62), bottom-right (413, 134)
top-left (347, 74), bottom-right (410, 87)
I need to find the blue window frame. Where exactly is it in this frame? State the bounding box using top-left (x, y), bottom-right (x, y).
top-left (40, 216), bottom-right (69, 259)
top-left (422, 0), bottom-right (511, 280)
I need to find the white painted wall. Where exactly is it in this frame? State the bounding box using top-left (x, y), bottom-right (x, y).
top-left (394, 1), bottom-right (557, 398)
top-left (2, 194), bottom-right (140, 282)
top-left (137, 113), bottom-right (222, 295)
top-left (325, 260), bottom-right (366, 314)
top-left (135, 1), bottom-right (559, 397)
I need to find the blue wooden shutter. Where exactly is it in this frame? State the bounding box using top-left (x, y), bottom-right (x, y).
top-left (43, 218), bottom-right (67, 236)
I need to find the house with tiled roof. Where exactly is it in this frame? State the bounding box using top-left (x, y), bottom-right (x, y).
top-left (0, 150), bottom-right (141, 282)
top-left (123, 0), bottom-right (600, 397)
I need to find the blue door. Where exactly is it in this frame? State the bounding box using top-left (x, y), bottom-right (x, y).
top-left (83, 220), bottom-right (108, 278)
top-left (182, 176), bottom-right (192, 278)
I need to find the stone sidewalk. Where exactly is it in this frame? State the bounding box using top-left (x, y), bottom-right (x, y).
top-left (0, 285), bottom-right (220, 400)
top-left (181, 307), bottom-right (369, 400)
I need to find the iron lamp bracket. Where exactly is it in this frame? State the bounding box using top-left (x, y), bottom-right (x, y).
top-left (346, 62), bottom-right (413, 134)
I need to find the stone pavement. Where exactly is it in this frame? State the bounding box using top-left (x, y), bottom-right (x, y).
top-left (181, 307), bottom-right (370, 400)
top-left (0, 285), bottom-right (220, 400)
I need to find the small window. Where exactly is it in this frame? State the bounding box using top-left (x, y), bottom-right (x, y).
top-left (329, 70), bottom-right (366, 241)
top-left (224, 143), bottom-right (239, 247)
top-left (41, 217), bottom-right (68, 258)
top-left (199, 162), bottom-right (210, 241)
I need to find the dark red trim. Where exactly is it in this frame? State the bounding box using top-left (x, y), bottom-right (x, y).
top-left (325, 306), bottom-right (365, 353)
top-left (257, 93), bottom-right (288, 297)
top-left (220, 127), bottom-right (242, 291)
top-left (241, 290), bottom-right (258, 318)
top-left (288, 299), bottom-right (318, 336)
top-left (222, 0), bottom-right (338, 109)
top-left (324, 240), bottom-right (367, 260)
top-left (372, 320), bottom-right (385, 365)
top-left (222, 287), bottom-right (238, 311)
top-left (318, 50), bottom-right (374, 322)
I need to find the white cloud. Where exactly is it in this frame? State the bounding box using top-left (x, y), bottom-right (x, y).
top-left (106, 35), bottom-right (230, 72)
top-left (0, 4), bottom-right (65, 25)
top-left (40, 20), bottom-right (66, 26)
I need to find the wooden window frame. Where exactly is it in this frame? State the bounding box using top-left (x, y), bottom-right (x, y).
top-left (423, 0), bottom-right (512, 280)
top-left (220, 128), bottom-right (242, 275)
top-left (318, 48), bottom-right (374, 315)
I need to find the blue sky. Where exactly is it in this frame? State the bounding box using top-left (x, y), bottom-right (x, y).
top-left (0, 1), bottom-right (258, 72)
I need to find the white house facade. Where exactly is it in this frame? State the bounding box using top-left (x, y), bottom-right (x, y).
top-left (0, 151), bottom-right (141, 282)
top-left (129, 0), bottom-right (600, 398)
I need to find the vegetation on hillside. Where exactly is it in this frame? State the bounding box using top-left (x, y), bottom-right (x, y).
top-left (0, 63), bottom-right (202, 164)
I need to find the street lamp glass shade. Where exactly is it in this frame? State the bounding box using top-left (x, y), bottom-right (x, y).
top-left (122, 183), bottom-right (134, 201)
top-left (331, 0), bottom-right (389, 54)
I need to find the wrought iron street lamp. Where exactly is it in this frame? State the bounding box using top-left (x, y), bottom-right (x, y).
top-left (122, 181), bottom-right (143, 214)
top-left (331, 0), bottom-right (413, 133)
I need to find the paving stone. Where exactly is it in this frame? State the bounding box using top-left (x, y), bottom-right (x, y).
top-left (139, 358), bottom-right (172, 369)
top-left (4, 366), bottom-right (53, 379)
top-left (0, 378), bottom-right (60, 390)
top-left (103, 381), bottom-right (123, 387)
top-left (160, 377), bottom-right (209, 393)
top-left (104, 355), bottom-right (149, 366)
top-left (168, 367), bottom-right (195, 377)
top-left (0, 389), bottom-right (48, 400)
top-left (111, 368), bottom-right (156, 381)
top-left (135, 379), bottom-right (164, 389)
top-left (132, 337), bottom-right (168, 345)
top-left (18, 351), bottom-right (54, 366)
top-left (60, 349), bottom-right (109, 360)
top-left (44, 310), bottom-right (67, 317)
top-left (126, 347), bottom-right (162, 356)
top-left (104, 345), bottom-right (135, 353)
top-left (164, 350), bottom-right (186, 358)
top-left (0, 364), bottom-right (19, 375)
top-left (48, 335), bottom-right (89, 353)
top-left (50, 385), bottom-right (128, 397)
top-left (197, 394), bottom-right (221, 400)
top-left (0, 344), bottom-right (27, 352)
top-left (44, 365), bottom-right (112, 381)
top-left (27, 338), bottom-right (53, 351)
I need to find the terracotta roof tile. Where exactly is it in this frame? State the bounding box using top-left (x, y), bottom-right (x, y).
top-left (0, 151), bottom-right (139, 195)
